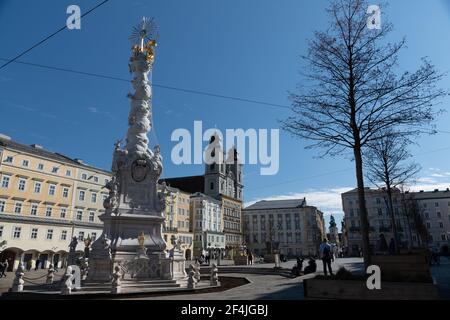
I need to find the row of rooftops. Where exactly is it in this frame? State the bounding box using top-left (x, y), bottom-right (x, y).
top-left (244, 198), bottom-right (308, 210)
top-left (342, 186), bottom-right (450, 198)
top-left (0, 133), bottom-right (111, 175)
top-left (0, 134), bottom-right (235, 201)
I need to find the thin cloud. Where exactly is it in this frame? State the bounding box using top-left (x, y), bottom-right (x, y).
top-left (245, 186), bottom-right (352, 217)
top-left (87, 106), bottom-right (114, 119)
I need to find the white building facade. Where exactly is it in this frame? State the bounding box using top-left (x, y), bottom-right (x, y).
top-left (342, 187), bottom-right (450, 256)
top-left (190, 192), bottom-right (225, 258)
top-left (243, 199), bottom-right (326, 257)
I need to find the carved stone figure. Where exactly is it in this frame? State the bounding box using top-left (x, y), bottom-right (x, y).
top-left (103, 176), bottom-right (119, 210)
top-left (69, 237), bottom-right (78, 251)
top-left (68, 237), bottom-right (78, 266)
top-left (193, 261), bottom-right (201, 283)
top-left (187, 265), bottom-right (196, 289)
top-left (111, 266), bottom-right (122, 294)
top-left (152, 144), bottom-right (163, 176)
top-left (11, 263), bottom-right (25, 292)
top-left (61, 266), bottom-right (74, 295)
top-left (210, 263), bottom-right (220, 286)
top-left (46, 264), bottom-right (55, 284)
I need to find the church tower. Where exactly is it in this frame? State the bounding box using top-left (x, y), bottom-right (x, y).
top-left (227, 147), bottom-right (243, 201)
top-left (204, 133), bottom-right (227, 198)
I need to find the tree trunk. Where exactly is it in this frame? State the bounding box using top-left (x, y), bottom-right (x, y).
top-left (353, 146), bottom-right (372, 268)
top-left (386, 185), bottom-right (400, 254)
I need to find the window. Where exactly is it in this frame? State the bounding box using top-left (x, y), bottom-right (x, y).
top-left (34, 182), bottom-right (41, 193)
top-left (37, 163), bottom-right (44, 170)
top-left (102, 194), bottom-right (108, 201)
top-left (81, 173), bottom-right (87, 180)
top-left (30, 203), bottom-right (38, 215)
top-left (0, 200), bottom-right (4, 212)
top-left (46, 229), bottom-right (53, 240)
top-left (89, 211), bottom-right (95, 222)
top-left (210, 182), bottom-right (214, 190)
top-left (31, 228), bottom-right (38, 239)
top-left (93, 176), bottom-right (99, 183)
top-left (79, 190), bottom-right (85, 201)
top-left (91, 232), bottom-right (97, 241)
top-left (14, 202), bottom-right (22, 214)
top-left (76, 210), bottom-right (83, 221)
top-left (435, 202), bottom-right (439, 207)
top-left (78, 231), bottom-right (84, 241)
top-left (439, 222), bottom-right (444, 229)
top-left (91, 193), bottom-right (97, 203)
top-left (437, 212), bottom-right (442, 218)
top-left (52, 167), bottom-right (59, 174)
top-left (17, 178), bottom-right (26, 191)
top-left (65, 170), bottom-right (71, 177)
top-left (0, 225), bottom-right (3, 237)
top-left (45, 207), bottom-right (52, 217)
top-left (61, 230), bottom-right (67, 240)
top-left (377, 208), bottom-right (383, 216)
top-left (1, 175), bottom-right (10, 188)
top-left (426, 222), bottom-right (431, 229)
top-left (13, 227), bottom-right (21, 239)
top-left (4, 156), bottom-right (13, 163)
top-left (48, 184), bottom-right (56, 196)
top-left (441, 234), bottom-right (447, 241)
top-left (22, 159), bottom-right (29, 167)
top-left (60, 208), bottom-right (67, 218)
top-left (62, 187), bottom-right (69, 198)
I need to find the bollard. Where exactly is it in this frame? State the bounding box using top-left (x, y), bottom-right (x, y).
top-left (11, 263), bottom-right (25, 292)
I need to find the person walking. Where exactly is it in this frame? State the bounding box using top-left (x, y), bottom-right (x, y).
top-left (388, 238), bottom-right (396, 255)
top-left (248, 251), bottom-right (253, 265)
top-left (377, 234), bottom-right (389, 254)
top-left (0, 261), bottom-right (4, 277)
top-left (319, 238), bottom-right (333, 276)
top-left (34, 259), bottom-right (40, 271)
top-left (1, 259), bottom-right (9, 277)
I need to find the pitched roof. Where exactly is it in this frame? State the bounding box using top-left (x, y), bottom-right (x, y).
top-left (244, 198), bottom-right (307, 210)
top-left (159, 175), bottom-right (204, 194)
top-left (0, 135), bottom-right (111, 175)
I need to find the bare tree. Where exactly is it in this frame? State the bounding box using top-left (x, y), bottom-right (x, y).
top-left (364, 130), bottom-right (420, 253)
top-left (282, 0), bottom-right (446, 267)
top-left (400, 192), bottom-right (430, 249)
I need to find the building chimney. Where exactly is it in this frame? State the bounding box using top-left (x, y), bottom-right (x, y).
top-left (30, 144), bottom-right (43, 149)
top-left (75, 158), bottom-right (84, 164)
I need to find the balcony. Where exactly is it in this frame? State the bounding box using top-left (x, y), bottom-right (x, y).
top-left (163, 226), bottom-right (178, 233)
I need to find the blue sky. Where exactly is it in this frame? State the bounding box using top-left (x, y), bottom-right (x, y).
top-left (1, 0), bottom-right (450, 228)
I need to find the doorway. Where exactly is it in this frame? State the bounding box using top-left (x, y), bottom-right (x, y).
top-left (0, 250), bottom-right (16, 271)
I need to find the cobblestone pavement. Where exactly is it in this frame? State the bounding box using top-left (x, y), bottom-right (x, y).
top-left (1, 257), bottom-right (448, 299)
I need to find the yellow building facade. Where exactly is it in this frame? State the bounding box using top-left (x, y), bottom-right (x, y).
top-left (162, 187), bottom-right (193, 260)
top-left (0, 135), bottom-right (108, 271)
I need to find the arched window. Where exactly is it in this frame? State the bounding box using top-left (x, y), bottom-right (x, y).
top-left (210, 182), bottom-right (214, 190)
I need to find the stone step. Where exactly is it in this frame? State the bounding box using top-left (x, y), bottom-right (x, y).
top-left (80, 279), bottom-right (181, 291)
top-left (198, 267), bottom-right (292, 277)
